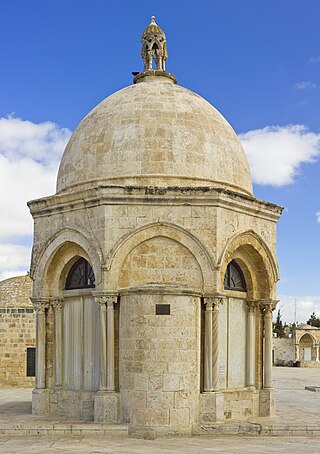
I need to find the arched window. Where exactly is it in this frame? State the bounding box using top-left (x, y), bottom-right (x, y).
top-left (65, 258), bottom-right (95, 290)
top-left (224, 260), bottom-right (246, 292)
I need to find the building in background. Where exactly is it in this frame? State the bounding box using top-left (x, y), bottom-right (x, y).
top-left (273, 324), bottom-right (320, 367)
top-left (0, 275), bottom-right (35, 386)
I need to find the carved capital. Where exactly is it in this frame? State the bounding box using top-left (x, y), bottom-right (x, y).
top-left (260, 300), bottom-right (278, 314)
top-left (94, 294), bottom-right (118, 309)
top-left (204, 295), bottom-right (224, 310)
top-left (50, 298), bottom-right (64, 311)
top-left (31, 297), bottom-right (50, 314)
top-left (247, 300), bottom-right (259, 313)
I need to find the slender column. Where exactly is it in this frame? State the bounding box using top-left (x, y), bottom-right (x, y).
top-left (106, 296), bottom-right (117, 391)
top-left (31, 298), bottom-right (50, 389)
top-left (203, 296), bottom-right (224, 392)
top-left (246, 301), bottom-right (256, 387)
top-left (51, 298), bottom-right (64, 387)
top-left (203, 298), bottom-right (213, 392)
top-left (295, 344), bottom-right (300, 362)
top-left (95, 297), bottom-right (108, 391)
top-left (262, 301), bottom-right (277, 389)
top-left (95, 294), bottom-right (118, 392)
top-left (316, 344), bottom-right (319, 362)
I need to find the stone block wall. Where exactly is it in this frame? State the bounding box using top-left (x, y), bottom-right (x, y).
top-left (0, 275), bottom-right (35, 386)
top-left (273, 337), bottom-right (294, 366)
top-left (119, 292), bottom-right (200, 435)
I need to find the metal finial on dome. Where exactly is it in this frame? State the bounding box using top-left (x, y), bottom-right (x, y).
top-left (141, 17), bottom-right (168, 72)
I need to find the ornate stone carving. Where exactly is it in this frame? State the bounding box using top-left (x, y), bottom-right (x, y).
top-left (141, 17), bottom-right (168, 71)
top-left (31, 298), bottom-right (50, 313)
top-left (50, 298), bottom-right (64, 311)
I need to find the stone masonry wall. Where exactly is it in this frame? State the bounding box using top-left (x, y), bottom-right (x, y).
top-left (0, 275), bottom-right (35, 387)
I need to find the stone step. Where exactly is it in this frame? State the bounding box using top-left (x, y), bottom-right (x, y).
top-left (0, 422), bottom-right (128, 436)
top-left (193, 423), bottom-right (320, 437)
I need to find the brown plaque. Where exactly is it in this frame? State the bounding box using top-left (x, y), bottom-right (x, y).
top-left (156, 304), bottom-right (170, 315)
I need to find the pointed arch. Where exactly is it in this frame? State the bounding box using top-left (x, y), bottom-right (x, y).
top-left (297, 332), bottom-right (317, 346)
top-left (31, 227), bottom-right (103, 297)
top-left (105, 222), bottom-right (215, 293)
top-left (218, 230), bottom-right (279, 299)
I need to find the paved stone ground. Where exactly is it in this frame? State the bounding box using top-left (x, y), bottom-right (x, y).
top-left (0, 367), bottom-right (320, 453)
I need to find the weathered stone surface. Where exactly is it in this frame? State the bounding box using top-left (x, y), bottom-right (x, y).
top-left (0, 275), bottom-right (35, 387)
top-left (26, 18), bottom-right (282, 438)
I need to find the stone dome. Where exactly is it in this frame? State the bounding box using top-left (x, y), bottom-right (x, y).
top-left (57, 75), bottom-right (253, 196)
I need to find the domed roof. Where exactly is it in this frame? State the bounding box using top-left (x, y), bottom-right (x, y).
top-left (56, 19), bottom-right (253, 196)
top-left (142, 16), bottom-right (165, 39)
top-left (297, 323), bottom-right (318, 330)
top-left (0, 275), bottom-right (33, 308)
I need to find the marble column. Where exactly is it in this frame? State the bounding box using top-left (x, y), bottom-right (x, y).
top-left (31, 298), bottom-right (50, 389)
top-left (203, 296), bottom-right (223, 392)
top-left (203, 298), bottom-right (213, 392)
top-left (106, 296), bottom-right (117, 391)
top-left (95, 297), bottom-right (108, 391)
top-left (51, 298), bottom-right (64, 387)
top-left (93, 294), bottom-right (119, 423)
top-left (262, 302), bottom-right (277, 389)
top-left (316, 344), bottom-right (319, 362)
top-left (95, 294), bottom-right (117, 392)
top-left (246, 301), bottom-right (256, 387)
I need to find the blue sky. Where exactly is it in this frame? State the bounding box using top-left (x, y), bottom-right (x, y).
top-left (0, 0), bottom-right (319, 322)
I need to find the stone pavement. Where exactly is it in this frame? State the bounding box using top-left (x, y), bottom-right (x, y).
top-left (0, 367), bottom-right (320, 452)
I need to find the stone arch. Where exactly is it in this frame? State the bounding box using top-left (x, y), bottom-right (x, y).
top-left (297, 332), bottom-right (317, 346)
top-left (32, 228), bottom-right (103, 297)
top-left (105, 222), bottom-right (215, 293)
top-left (218, 230), bottom-right (279, 299)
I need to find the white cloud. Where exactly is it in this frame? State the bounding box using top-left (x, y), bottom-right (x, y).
top-left (0, 116), bottom-right (71, 280)
top-left (0, 243), bottom-right (31, 281)
top-left (294, 81), bottom-right (316, 90)
top-left (277, 295), bottom-right (320, 324)
top-left (239, 125), bottom-right (320, 186)
top-left (316, 212), bottom-right (320, 223)
top-left (308, 56), bottom-right (320, 63)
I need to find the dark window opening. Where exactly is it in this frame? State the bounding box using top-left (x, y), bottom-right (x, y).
top-left (224, 260), bottom-right (246, 292)
top-left (26, 347), bottom-right (36, 377)
top-left (65, 258), bottom-right (95, 290)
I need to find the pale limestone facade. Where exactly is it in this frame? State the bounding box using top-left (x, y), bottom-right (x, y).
top-left (0, 275), bottom-right (35, 386)
top-left (273, 337), bottom-right (294, 366)
top-left (28, 18), bottom-right (282, 437)
top-left (273, 325), bottom-right (320, 368)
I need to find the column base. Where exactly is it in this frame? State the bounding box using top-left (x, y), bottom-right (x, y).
top-left (199, 392), bottom-right (224, 423)
top-left (32, 388), bottom-right (50, 415)
top-left (94, 391), bottom-right (120, 422)
top-left (259, 388), bottom-right (276, 416)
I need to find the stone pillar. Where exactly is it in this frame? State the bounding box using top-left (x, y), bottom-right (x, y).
top-left (31, 297), bottom-right (50, 415)
top-left (106, 295), bottom-right (117, 391)
top-left (32, 298), bottom-right (50, 389)
top-left (93, 293), bottom-right (119, 423)
top-left (203, 296), bottom-right (223, 391)
top-left (200, 296), bottom-right (224, 424)
top-left (203, 298), bottom-right (213, 392)
top-left (316, 344), bottom-right (319, 362)
top-left (51, 298), bottom-right (64, 387)
top-left (263, 303), bottom-right (274, 389)
top-left (95, 297), bottom-right (108, 391)
top-left (246, 301), bottom-right (256, 388)
top-left (259, 300), bottom-right (277, 417)
top-left (295, 344), bottom-right (300, 362)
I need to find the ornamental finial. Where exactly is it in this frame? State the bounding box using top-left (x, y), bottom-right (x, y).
top-left (141, 16), bottom-right (168, 72)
